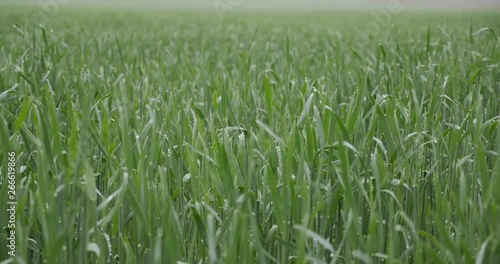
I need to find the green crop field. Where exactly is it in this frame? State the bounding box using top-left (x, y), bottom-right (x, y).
top-left (0, 5), bottom-right (499, 264)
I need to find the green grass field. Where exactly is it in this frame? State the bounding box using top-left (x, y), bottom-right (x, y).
top-left (0, 6), bottom-right (500, 263)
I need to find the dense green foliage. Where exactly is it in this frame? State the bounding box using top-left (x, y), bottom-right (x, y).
top-left (1, 7), bottom-right (500, 263)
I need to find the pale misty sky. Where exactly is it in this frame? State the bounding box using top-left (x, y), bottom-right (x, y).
top-left (5, 0), bottom-right (500, 10)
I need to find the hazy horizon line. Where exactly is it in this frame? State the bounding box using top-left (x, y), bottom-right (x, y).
top-left (2, 0), bottom-right (500, 11)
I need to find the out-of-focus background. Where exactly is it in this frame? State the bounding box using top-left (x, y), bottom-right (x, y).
top-left (4, 0), bottom-right (500, 10)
